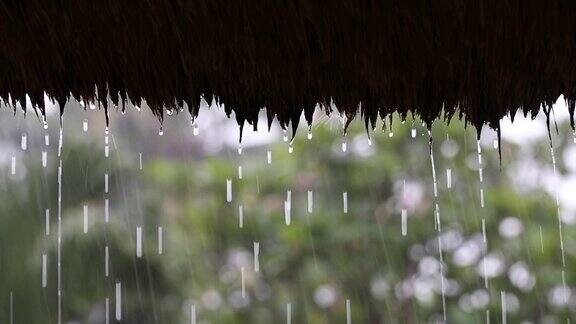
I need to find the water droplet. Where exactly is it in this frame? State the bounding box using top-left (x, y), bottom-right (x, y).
top-left (389, 132), bottom-right (394, 138)
top-left (83, 205), bottom-right (88, 234)
top-left (41, 254), bottom-right (48, 288)
top-left (166, 109), bottom-right (173, 116)
top-left (238, 144), bottom-right (242, 155)
top-left (411, 128), bottom-right (417, 138)
top-left (158, 128), bottom-right (164, 136)
top-left (283, 130), bottom-right (288, 142)
top-left (43, 121), bottom-right (48, 130)
top-left (136, 226), bottom-right (142, 258)
top-left (158, 226), bottom-right (163, 255)
top-left (343, 192), bottom-right (348, 214)
top-left (21, 134), bottom-right (27, 150)
top-left (401, 209), bottom-right (407, 236)
top-left (341, 141), bottom-right (347, 152)
top-left (193, 123), bottom-right (199, 136)
top-left (238, 205), bottom-right (244, 228)
top-left (288, 144), bottom-right (293, 154)
top-left (115, 282), bottom-right (122, 320)
top-left (307, 130), bottom-right (313, 140)
top-left (83, 120), bottom-right (88, 132)
top-left (267, 150), bottom-right (272, 164)
top-left (307, 191), bottom-right (313, 213)
top-left (254, 242), bottom-right (260, 272)
top-left (226, 179), bottom-right (232, 202)
top-left (10, 156), bottom-right (16, 175)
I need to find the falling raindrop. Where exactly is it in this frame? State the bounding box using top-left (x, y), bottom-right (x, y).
top-left (267, 150), bottom-right (272, 164)
top-left (254, 242), bottom-right (260, 272)
top-left (104, 173), bottom-right (109, 193)
top-left (45, 209), bottom-right (50, 236)
top-left (238, 144), bottom-right (242, 155)
top-left (285, 190), bottom-right (292, 225)
top-left (284, 201), bottom-right (291, 225)
top-left (446, 169), bottom-right (452, 189)
top-left (401, 209), bottom-right (407, 236)
top-left (105, 298), bottom-right (110, 324)
top-left (42, 151), bottom-right (47, 168)
top-left (83, 205), bottom-right (88, 234)
top-left (368, 138), bottom-right (372, 146)
top-left (104, 198), bottom-right (110, 223)
top-left (105, 246), bottom-right (109, 277)
top-left (241, 267), bottom-right (246, 298)
top-left (21, 134), bottom-right (27, 150)
top-left (10, 291), bottom-right (13, 324)
top-left (238, 205), bottom-right (244, 228)
top-left (501, 291), bottom-right (507, 324)
top-left (238, 166), bottom-right (243, 179)
top-left (45, 134), bottom-right (49, 146)
top-left (539, 225), bottom-right (544, 253)
top-left (57, 126), bottom-right (63, 324)
top-left (307, 191), bottom-right (313, 213)
top-left (83, 120), bottom-right (88, 132)
top-left (343, 192), bottom-right (348, 213)
top-left (342, 141), bottom-right (347, 152)
top-left (11, 156), bottom-right (16, 175)
top-left (41, 254), bottom-right (47, 288)
top-left (115, 282), bottom-right (122, 321)
top-left (190, 304), bottom-right (197, 324)
top-left (226, 179), bottom-right (232, 202)
top-left (287, 303), bottom-right (292, 324)
top-left (346, 299), bottom-right (351, 324)
top-left (477, 140), bottom-right (485, 208)
top-left (158, 226), bottom-right (163, 255)
top-left (136, 226), bottom-right (142, 258)
top-left (493, 139), bottom-right (499, 149)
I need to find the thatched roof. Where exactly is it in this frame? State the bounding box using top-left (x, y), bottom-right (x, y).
top-left (1, 1), bottom-right (576, 136)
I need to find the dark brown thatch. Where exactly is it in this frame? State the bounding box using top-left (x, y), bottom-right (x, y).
top-left (1, 1), bottom-right (576, 136)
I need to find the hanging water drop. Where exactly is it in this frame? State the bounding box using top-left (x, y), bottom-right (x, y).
top-left (193, 123), bottom-right (199, 136)
top-left (238, 144), bottom-right (242, 155)
top-left (43, 120), bottom-right (48, 130)
top-left (288, 143), bottom-right (293, 154)
top-left (158, 127), bottom-right (164, 136)
top-left (307, 129), bottom-right (313, 140)
top-left (411, 128), bottom-right (417, 138)
top-left (283, 130), bottom-right (288, 142)
top-left (166, 109), bottom-right (173, 116)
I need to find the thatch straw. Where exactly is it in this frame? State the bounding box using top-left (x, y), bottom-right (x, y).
top-left (1, 1), bottom-right (576, 137)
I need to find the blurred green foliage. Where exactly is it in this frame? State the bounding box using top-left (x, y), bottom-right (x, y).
top-left (0, 111), bottom-right (574, 323)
